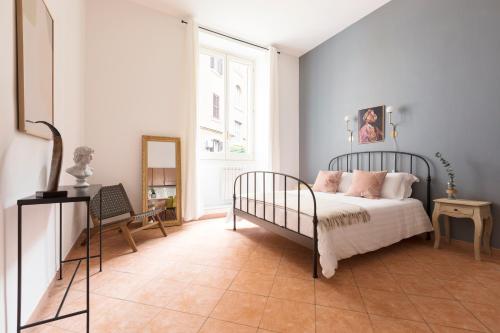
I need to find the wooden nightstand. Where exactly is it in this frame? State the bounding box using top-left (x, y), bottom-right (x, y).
top-left (432, 198), bottom-right (493, 260)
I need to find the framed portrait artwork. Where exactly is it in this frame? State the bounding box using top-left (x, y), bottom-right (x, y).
top-left (16, 0), bottom-right (54, 139)
top-left (358, 106), bottom-right (385, 144)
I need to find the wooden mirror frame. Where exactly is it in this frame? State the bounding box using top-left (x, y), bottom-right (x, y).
top-left (142, 136), bottom-right (182, 226)
top-left (16, 0), bottom-right (55, 139)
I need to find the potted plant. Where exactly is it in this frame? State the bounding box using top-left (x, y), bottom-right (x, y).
top-left (435, 152), bottom-right (457, 199)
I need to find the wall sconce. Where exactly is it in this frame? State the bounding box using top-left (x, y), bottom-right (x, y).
top-left (344, 115), bottom-right (353, 154)
top-left (344, 116), bottom-right (353, 142)
top-left (387, 106), bottom-right (398, 139)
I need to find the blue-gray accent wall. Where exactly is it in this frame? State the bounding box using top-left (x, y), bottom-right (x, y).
top-left (299, 0), bottom-right (500, 247)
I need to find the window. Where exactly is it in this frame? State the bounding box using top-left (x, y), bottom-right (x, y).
top-left (234, 84), bottom-right (243, 110)
top-left (199, 48), bottom-right (254, 160)
top-left (204, 136), bottom-right (223, 153)
top-left (209, 56), bottom-right (223, 75)
top-left (217, 59), bottom-right (223, 75)
top-left (212, 94), bottom-right (220, 120)
top-left (233, 120), bottom-right (242, 137)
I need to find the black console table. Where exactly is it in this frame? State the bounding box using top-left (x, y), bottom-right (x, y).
top-left (17, 185), bottom-right (102, 333)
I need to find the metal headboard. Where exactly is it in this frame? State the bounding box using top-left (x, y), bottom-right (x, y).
top-left (328, 151), bottom-right (432, 216)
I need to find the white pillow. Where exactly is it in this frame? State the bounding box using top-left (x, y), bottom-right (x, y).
top-left (381, 173), bottom-right (406, 199)
top-left (381, 172), bottom-right (419, 199)
top-left (337, 172), bottom-right (353, 193)
top-left (403, 173), bottom-right (420, 198)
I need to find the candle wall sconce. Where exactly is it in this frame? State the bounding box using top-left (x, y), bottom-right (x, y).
top-left (387, 106), bottom-right (398, 139)
top-left (344, 115), bottom-right (354, 155)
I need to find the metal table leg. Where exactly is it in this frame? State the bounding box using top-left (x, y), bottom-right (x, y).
top-left (16, 186), bottom-right (101, 332)
top-left (59, 203), bottom-right (63, 280)
top-left (99, 189), bottom-right (102, 272)
top-left (17, 205), bottom-right (22, 333)
top-left (86, 201), bottom-right (90, 333)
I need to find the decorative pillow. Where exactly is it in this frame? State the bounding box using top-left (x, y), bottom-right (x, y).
top-left (312, 171), bottom-right (343, 193)
top-left (381, 173), bottom-right (408, 199)
top-left (346, 170), bottom-right (388, 199)
top-left (403, 173), bottom-right (420, 198)
top-left (337, 172), bottom-right (353, 193)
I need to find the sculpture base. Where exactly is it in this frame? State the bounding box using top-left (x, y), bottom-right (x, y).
top-left (74, 178), bottom-right (90, 188)
top-left (36, 191), bottom-right (68, 198)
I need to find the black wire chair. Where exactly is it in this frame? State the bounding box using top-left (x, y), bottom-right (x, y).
top-left (85, 183), bottom-right (167, 252)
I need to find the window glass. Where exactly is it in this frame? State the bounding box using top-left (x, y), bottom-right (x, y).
top-left (199, 49), bottom-right (253, 160)
top-left (227, 59), bottom-right (250, 156)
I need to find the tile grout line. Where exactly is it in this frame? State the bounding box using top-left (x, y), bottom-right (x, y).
top-left (38, 221), bottom-right (500, 333)
top-left (466, 259), bottom-right (500, 330)
top-left (382, 252), bottom-right (451, 331)
top-left (383, 256), bottom-right (492, 333)
top-left (455, 299), bottom-right (494, 333)
top-left (197, 264), bottom-right (239, 332)
top-left (91, 264), bottom-right (241, 331)
top-left (371, 255), bottom-right (435, 330)
top-left (256, 249), bottom-right (283, 331)
top-left (350, 266), bottom-right (376, 332)
top-left (196, 224), bottom-right (259, 332)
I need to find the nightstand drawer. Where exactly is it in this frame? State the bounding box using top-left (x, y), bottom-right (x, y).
top-left (441, 205), bottom-right (474, 217)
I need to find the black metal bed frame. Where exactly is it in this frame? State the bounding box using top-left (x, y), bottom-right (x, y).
top-left (232, 151), bottom-right (432, 279)
top-left (328, 151), bottom-right (432, 216)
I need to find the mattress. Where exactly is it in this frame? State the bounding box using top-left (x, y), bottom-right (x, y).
top-left (234, 191), bottom-right (433, 277)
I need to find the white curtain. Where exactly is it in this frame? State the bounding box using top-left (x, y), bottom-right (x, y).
top-left (183, 19), bottom-right (203, 221)
top-left (268, 46), bottom-right (280, 172)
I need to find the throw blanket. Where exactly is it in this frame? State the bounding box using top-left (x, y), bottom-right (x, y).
top-left (240, 190), bottom-right (370, 230)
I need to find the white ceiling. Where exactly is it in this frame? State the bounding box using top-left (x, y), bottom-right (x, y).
top-left (131, 0), bottom-right (392, 57)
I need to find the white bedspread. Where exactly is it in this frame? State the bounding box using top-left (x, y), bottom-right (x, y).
top-left (234, 191), bottom-right (432, 278)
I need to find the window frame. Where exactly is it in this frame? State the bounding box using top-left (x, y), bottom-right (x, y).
top-left (199, 47), bottom-right (255, 161)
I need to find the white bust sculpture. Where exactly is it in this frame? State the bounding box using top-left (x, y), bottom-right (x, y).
top-left (66, 146), bottom-right (94, 187)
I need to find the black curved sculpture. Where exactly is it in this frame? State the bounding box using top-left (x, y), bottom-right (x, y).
top-left (27, 120), bottom-right (66, 197)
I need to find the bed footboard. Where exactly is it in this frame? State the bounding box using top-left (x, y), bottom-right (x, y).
top-left (232, 171), bottom-right (319, 278)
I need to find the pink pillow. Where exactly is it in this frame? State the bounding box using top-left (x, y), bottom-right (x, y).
top-left (346, 170), bottom-right (388, 199)
top-left (312, 171), bottom-right (343, 193)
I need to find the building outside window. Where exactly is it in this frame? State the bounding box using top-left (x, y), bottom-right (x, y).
top-left (212, 93), bottom-right (220, 120)
top-left (209, 56), bottom-right (223, 75)
top-left (233, 120), bottom-right (242, 137)
top-left (199, 47), bottom-right (254, 160)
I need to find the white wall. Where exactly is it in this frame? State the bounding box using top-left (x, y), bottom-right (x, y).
top-left (278, 53), bottom-right (300, 177)
top-left (84, 1), bottom-right (300, 211)
top-left (0, 0), bottom-right (298, 328)
top-left (85, 0), bottom-right (188, 211)
top-left (0, 0), bottom-right (86, 331)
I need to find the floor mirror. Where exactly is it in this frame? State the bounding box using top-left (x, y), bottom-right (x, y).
top-left (142, 136), bottom-right (182, 226)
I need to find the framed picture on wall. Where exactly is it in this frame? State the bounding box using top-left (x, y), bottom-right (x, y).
top-left (16, 0), bottom-right (54, 139)
top-left (358, 105), bottom-right (385, 144)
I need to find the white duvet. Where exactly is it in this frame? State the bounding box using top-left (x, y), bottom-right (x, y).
top-left (234, 191), bottom-right (433, 277)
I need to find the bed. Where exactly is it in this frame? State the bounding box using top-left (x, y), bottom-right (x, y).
top-left (232, 151), bottom-right (433, 278)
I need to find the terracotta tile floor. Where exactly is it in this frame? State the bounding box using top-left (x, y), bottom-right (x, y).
top-left (26, 218), bottom-right (500, 333)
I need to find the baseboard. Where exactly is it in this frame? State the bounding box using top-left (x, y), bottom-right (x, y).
top-left (203, 205), bottom-right (230, 215)
top-left (27, 228), bottom-right (88, 325)
top-left (198, 212), bottom-right (227, 220)
top-left (27, 272), bottom-right (60, 325)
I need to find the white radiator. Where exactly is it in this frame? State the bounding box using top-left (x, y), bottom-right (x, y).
top-left (223, 167), bottom-right (244, 201)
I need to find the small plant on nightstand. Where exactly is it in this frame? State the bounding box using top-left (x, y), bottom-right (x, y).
top-left (435, 152), bottom-right (457, 199)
